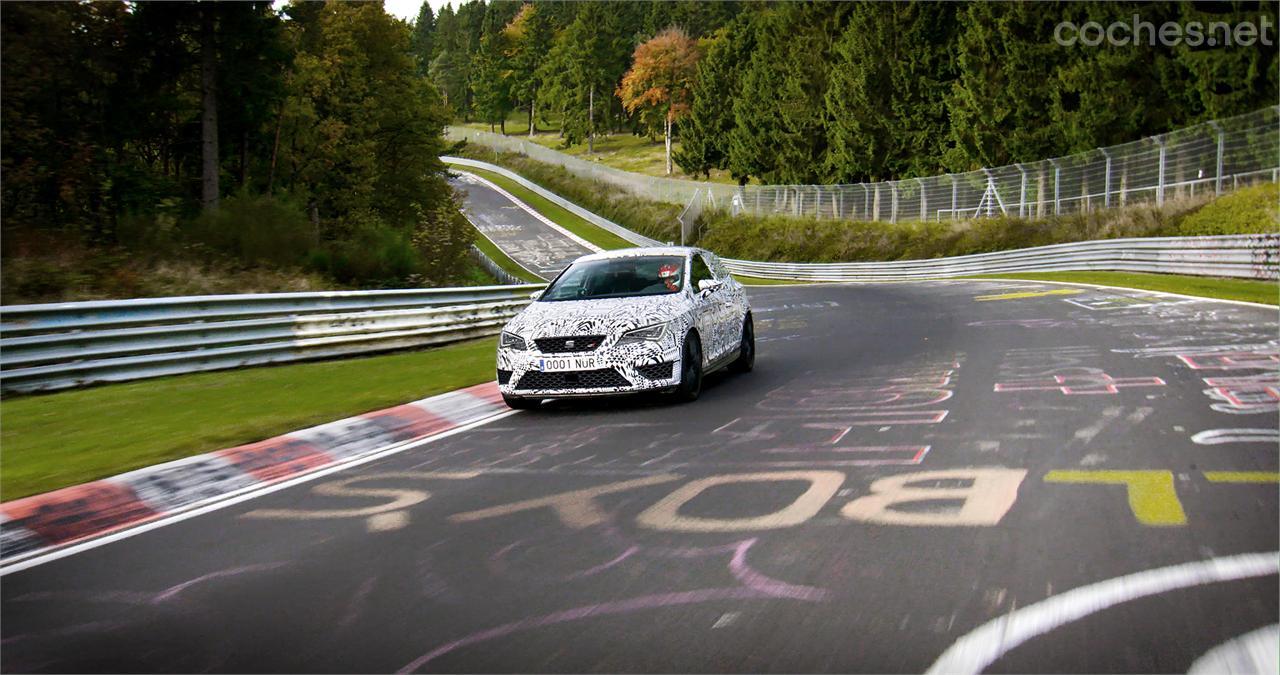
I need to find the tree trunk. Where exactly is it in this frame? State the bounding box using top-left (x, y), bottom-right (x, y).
top-left (267, 101), bottom-right (284, 195)
top-left (587, 84), bottom-right (595, 154)
top-left (664, 116), bottom-right (673, 176)
top-left (239, 129), bottom-right (248, 188)
top-left (200, 3), bottom-right (219, 211)
top-left (528, 100), bottom-right (535, 137)
top-left (500, 116), bottom-right (506, 135)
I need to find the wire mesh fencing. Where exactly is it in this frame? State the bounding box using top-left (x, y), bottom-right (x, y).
top-left (449, 105), bottom-right (1279, 225)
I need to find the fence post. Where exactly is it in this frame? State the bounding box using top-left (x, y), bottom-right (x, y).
top-left (862, 184), bottom-right (870, 221)
top-left (918, 178), bottom-right (927, 221)
top-left (949, 174), bottom-right (958, 221)
top-left (1156, 135), bottom-right (1166, 206)
top-left (1210, 121), bottom-right (1224, 195)
top-left (1049, 159), bottom-right (1061, 215)
top-left (1099, 149), bottom-right (1111, 209)
top-left (1016, 164), bottom-right (1027, 217)
top-left (890, 182), bottom-right (899, 224)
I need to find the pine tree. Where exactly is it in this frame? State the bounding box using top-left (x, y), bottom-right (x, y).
top-left (504, 3), bottom-right (553, 136)
top-left (410, 1), bottom-right (435, 77)
top-left (673, 11), bottom-right (758, 179)
top-left (824, 2), bottom-right (958, 182)
top-left (728, 3), bottom-right (846, 184)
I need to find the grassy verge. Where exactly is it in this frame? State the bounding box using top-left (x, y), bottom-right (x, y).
top-left (471, 230), bottom-right (544, 283)
top-left (0, 338), bottom-right (497, 500)
top-left (449, 163), bottom-right (635, 251)
top-left (965, 271), bottom-right (1278, 306)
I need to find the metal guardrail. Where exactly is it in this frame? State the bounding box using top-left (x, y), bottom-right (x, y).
top-left (721, 234), bottom-right (1280, 282)
top-left (0, 285), bottom-right (544, 393)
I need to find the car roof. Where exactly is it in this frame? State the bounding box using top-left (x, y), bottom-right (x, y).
top-left (573, 246), bottom-right (704, 263)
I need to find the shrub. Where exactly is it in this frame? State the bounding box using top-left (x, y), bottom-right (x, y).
top-left (1177, 183), bottom-right (1280, 236)
top-left (185, 192), bottom-right (316, 267)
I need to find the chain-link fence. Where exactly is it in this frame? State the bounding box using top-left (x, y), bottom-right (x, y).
top-left (448, 105), bottom-right (1279, 223)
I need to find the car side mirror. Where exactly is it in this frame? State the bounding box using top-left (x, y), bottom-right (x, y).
top-left (529, 290), bottom-right (543, 301)
top-left (697, 279), bottom-right (721, 293)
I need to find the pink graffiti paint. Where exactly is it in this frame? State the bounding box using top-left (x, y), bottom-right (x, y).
top-left (995, 373), bottom-right (1166, 395)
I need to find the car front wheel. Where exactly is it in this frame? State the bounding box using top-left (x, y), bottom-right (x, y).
top-left (674, 333), bottom-right (703, 402)
top-left (730, 315), bottom-right (755, 373)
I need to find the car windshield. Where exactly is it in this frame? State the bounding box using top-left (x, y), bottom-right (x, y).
top-left (539, 256), bottom-right (685, 301)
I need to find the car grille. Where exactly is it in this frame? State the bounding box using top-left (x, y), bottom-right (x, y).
top-left (496, 369), bottom-right (512, 385)
top-left (515, 368), bottom-right (630, 391)
top-left (534, 335), bottom-right (605, 353)
top-left (636, 361), bottom-right (674, 380)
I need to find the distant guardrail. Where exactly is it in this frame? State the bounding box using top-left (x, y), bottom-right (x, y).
top-left (0, 285), bottom-right (544, 393)
top-left (443, 157), bottom-right (1279, 284)
top-left (721, 234), bottom-right (1280, 283)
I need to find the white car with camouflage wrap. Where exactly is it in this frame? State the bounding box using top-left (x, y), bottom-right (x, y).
top-left (496, 247), bottom-right (754, 408)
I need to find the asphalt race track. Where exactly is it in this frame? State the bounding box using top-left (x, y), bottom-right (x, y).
top-left (451, 172), bottom-right (595, 280)
top-left (3, 280), bottom-right (1277, 673)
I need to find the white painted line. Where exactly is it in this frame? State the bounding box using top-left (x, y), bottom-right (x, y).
top-left (0, 409), bottom-right (519, 576)
top-left (1188, 623), bottom-right (1279, 675)
top-left (925, 551), bottom-right (1280, 675)
top-left (452, 170), bottom-right (604, 253)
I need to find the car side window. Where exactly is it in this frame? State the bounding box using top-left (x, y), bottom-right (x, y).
top-left (691, 254), bottom-right (715, 290)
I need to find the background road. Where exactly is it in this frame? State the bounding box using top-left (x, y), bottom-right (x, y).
top-left (451, 172), bottom-right (595, 280)
top-left (3, 280), bottom-right (1277, 673)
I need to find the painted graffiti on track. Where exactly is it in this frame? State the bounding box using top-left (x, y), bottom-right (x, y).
top-left (2, 280), bottom-right (1276, 673)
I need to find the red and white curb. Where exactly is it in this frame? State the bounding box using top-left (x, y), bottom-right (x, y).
top-left (0, 382), bottom-right (508, 566)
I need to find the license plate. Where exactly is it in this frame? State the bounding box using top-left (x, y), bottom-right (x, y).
top-left (536, 356), bottom-right (599, 372)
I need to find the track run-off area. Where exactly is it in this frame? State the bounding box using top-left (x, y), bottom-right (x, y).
top-left (2, 277), bottom-right (1277, 673)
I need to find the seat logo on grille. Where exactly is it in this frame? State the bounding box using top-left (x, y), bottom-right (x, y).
top-left (565, 340), bottom-right (576, 348)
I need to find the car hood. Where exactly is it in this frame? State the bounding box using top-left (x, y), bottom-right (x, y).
top-left (506, 294), bottom-right (688, 338)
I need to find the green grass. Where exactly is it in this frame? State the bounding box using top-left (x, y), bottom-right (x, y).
top-left (472, 230), bottom-right (544, 283)
top-left (967, 271), bottom-right (1278, 306)
top-left (731, 274), bottom-right (810, 286)
top-left (0, 338), bottom-right (498, 500)
top-left (453, 113), bottom-right (742, 184)
top-left (448, 162), bottom-right (636, 251)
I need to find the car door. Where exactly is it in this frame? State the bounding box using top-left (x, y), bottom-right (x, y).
top-left (689, 253), bottom-right (720, 364)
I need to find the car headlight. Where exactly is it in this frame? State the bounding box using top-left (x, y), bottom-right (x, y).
top-left (500, 331), bottom-right (528, 351)
top-left (616, 322), bottom-right (668, 347)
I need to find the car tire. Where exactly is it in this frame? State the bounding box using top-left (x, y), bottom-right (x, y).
top-left (675, 333), bottom-right (703, 402)
top-left (730, 315), bottom-right (755, 374)
top-left (502, 394), bottom-right (539, 410)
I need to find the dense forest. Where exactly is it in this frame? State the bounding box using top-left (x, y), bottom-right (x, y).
top-left (2, 0), bottom-right (472, 293)
top-left (426, 0), bottom-right (1278, 184)
top-left (2, 1), bottom-right (1276, 299)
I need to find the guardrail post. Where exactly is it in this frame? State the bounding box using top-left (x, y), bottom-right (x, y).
top-left (1049, 159), bottom-right (1061, 215)
top-left (1156, 135), bottom-right (1167, 206)
top-left (1210, 122), bottom-right (1224, 195)
top-left (1097, 149), bottom-right (1111, 209)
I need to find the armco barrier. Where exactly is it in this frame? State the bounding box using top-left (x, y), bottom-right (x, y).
top-left (0, 285), bottom-right (544, 393)
top-left (721, 234), bottom-right (1280, 282)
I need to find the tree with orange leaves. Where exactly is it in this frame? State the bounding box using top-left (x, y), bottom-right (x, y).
top-left (617, 27), bottom-right (701, 176)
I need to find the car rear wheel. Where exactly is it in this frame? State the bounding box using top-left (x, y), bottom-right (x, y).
top-left (675, 333), bottom-right (703, 402)
top-left (502, 394), bottom-right (539, 410)
top-left (730, 315), bottom-right (755, 374)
